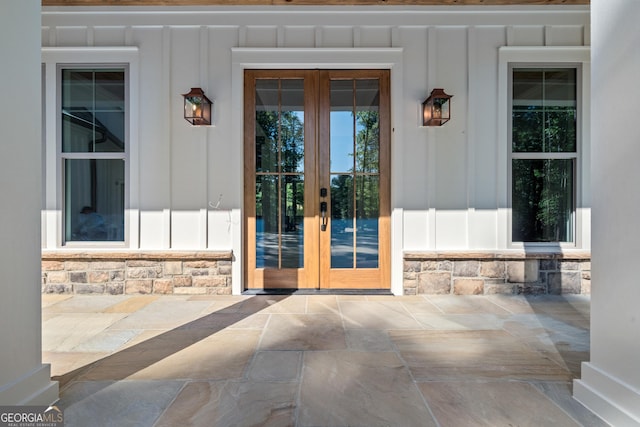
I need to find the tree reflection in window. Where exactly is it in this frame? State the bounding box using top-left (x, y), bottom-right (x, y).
top-left (331, 79), bottom-right (380, 268)
top-left (511, 68), bottom-right (576, 243)
top-left (255, 79), bottom-right (305, 269)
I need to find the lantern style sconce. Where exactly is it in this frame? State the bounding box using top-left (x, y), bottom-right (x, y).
top-left (422, 88), bottom-right (452, 126)
top-left (182, 88), bottom-right (212, 126)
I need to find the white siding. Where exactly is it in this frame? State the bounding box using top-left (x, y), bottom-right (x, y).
top-left (41, 6), bottom-right (590, 259)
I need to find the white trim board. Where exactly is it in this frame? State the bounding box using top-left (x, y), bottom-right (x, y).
top-left (41, 47), bottom-right (140, 249)
top-left (574, 362), bottom-right (640, 426)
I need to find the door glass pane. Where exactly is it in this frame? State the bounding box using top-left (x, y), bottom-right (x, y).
top-left (330, 80), bottom-right (354, 173)
top-left (255, 79), bottom-right (279, 173)
top-left (356, 175), bottom-right (379, 268)
top-left (281, 175), bottom-right (304, 268)
top-left (255, 78), bottom-right (305, 270)
top-left (330, 78), bottom-right (381, 270)
top-left (256, 175), bottom-right (304, 269)
top-left (331, 174), bottom-right (354, 268)
top-left (512, 159), bottom-right (574, 242)
top-left (256, 175), bottom-right (279, 268)
top-left (65, 159), bottom-right (124, 242)
top-left (355, 79), bottom-right (380, 173)
top-left (281, 80), bottom-right (305, 173)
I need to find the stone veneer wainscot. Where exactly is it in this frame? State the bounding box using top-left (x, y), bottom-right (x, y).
top-left (42, 251), bottom-right (233, 295)
top-left (42, 250), bottom-right (590, 296)
top-left (403, 251), bottom-right (591, 296)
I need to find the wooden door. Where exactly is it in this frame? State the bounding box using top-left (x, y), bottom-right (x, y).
top-left (244, 69), bottom-right (390, 290)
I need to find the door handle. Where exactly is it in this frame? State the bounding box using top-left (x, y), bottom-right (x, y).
top-left (320, 201), bottom-right (328, 231)
top-left (320, 187), bottom-right (328, 231)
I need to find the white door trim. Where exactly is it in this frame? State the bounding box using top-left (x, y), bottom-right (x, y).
top-left (231, 47), bottom-right (404, 295)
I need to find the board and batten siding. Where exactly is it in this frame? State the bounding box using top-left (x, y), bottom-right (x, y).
top-left (41, 6), bottom-right (590, 294)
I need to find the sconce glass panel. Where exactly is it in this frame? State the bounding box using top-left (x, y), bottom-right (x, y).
top-left (183, 88), bottom-right (212, 126)
top-left (422, 88), bottom-right (452, 126)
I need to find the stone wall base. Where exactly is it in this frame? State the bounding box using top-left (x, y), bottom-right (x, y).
top-left (42, 250), bottom-right (591, 296)
top-left (42, 251), bottom-right (233, 295)
top-left (403, 251), bottom-right (590, 296)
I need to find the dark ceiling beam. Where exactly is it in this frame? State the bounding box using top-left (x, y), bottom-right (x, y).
top-left (42, 0), bottom-right (590, 7)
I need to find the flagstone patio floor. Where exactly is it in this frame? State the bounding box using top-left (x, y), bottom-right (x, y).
top-left (42, 293), bottom-right (606, 426)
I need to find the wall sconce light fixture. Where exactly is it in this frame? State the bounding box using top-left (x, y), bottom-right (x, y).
top-left (422, 88), bottom-right (452, 126)
top-left (183, 87), bottom-right (212, 126)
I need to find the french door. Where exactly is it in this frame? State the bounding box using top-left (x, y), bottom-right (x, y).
top-left (244, 69), bottom-right (390, 290)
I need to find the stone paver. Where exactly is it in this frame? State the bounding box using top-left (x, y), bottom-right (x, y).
top-left (42, 294), bottom-right (606, 427)
top-left (418, 381), bottom-right (580, 427)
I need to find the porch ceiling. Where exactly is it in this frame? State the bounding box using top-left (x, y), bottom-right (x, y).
top-left (42, 0), bottom-right (589, 6)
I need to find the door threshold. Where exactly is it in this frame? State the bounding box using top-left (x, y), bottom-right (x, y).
top-left (243, 288), bottom-right (393, 296)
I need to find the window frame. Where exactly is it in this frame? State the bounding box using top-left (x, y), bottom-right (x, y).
top-left (509, 64), bottom-right (580, 245)
top-left (497, 47), bottom-right (590, 250)
top-left (59, 64), bottom-right (129, 245)
top-left (42, 47), bottom-right (139, 249)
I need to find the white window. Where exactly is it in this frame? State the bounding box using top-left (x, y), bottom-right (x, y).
top-left (498, 47), bottom-right (590, 249)
top-left (61, 67), bottom-right (127, 242)
top-left (510, 67), bottom-right (577, 243)
top-left (42, 47), bottom-right (139, 248)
